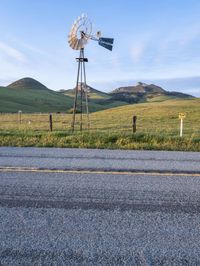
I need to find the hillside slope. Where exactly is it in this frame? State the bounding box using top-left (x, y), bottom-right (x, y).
top-left (0, 78), bottom-right (127, 113)
top-left (0, 78), bottom-right (73, 113)
top-left (7, 77), bottom-right (49, 91)
top-left (60, 84), bottom-right (127, 111)
top-left (0, 78), bottom-right (196, 113)
top-left (110, 82), bottom-right (194, 103)
top-left (61, 85), bottom-right (110, 100)
top-left (90, 98), bottom-right (200, 137)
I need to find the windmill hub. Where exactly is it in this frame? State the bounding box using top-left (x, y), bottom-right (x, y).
top-left (80, 31), bottom-right (85, 38)
top-left (68, 14), bottom-right (114, 131)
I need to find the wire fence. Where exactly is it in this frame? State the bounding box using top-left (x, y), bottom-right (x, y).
top-left (0, 112), bottom-right (199, 138)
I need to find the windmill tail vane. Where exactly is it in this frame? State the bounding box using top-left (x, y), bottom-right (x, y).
top-left (98, 38), bottom-right (114, 51)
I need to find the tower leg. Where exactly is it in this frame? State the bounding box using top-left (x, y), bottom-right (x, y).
top-left (71, 48), bottom-right (89, 131)
top-left (72, 50), bottom-right (81, 132)
top-left (80, 49), bottom-right (83, 131)
top-left (82, 49), bottom-right (90, 130)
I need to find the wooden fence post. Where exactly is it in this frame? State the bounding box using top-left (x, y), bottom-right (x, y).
top-left (49, 114), bottom-right (53, 132)
top-left (133, 115), bottom-right (137, 133)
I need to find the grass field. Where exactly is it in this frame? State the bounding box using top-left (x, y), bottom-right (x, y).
top-left (0, 98), bottom-right (199, 151)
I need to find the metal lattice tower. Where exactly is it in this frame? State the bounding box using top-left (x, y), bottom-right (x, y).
top-left (68, 14), bottom-right (114, 131)
top-left (72, 48), bottom-right (89, 131)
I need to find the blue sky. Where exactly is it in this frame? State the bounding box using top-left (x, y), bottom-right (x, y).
top-left (0, 0), bottom-right (200, 96)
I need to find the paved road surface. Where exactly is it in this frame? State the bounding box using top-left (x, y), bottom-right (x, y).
top-left (0, 147), bottom-right (200, 173)
top-left (0, 147), bottom-right (200, 265)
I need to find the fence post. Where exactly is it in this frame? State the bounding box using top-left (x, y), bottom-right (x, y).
top-left (178, 113), bottom-right (185, 137)
top-left (133, 115), bottom-right (137, 133)
top-left (49, 114), bottom-right (53, 132)
top-left (180, 118), bottom-right (183, 137)
top-left (18, 110), bottom-right (22, 123)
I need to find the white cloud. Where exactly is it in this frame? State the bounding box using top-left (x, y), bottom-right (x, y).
top-left (129, 32), bottom-right (155, 64)
top-left (130, 41), bottom-right (145, 63)
top-left (11, 37), bottom-right (47, 55)
top-left (153, 23), bottom-right (200, 65)
top-left (0, 42), bottom-right (27, 63)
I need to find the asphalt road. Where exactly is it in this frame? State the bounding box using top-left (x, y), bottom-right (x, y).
top-left (0, 147), bottom-right (200, 265)
top-left (1, 147), bottom-right (200, 173)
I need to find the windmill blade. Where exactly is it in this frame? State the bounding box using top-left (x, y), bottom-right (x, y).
top-left (69, 37), bottom-right (77, 46)
top-left (74, 39), bottom-right (80, 50)
top-left (71, 39), bottom-right (78, 49)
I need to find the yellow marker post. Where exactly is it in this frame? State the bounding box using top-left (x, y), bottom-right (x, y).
top-left (179, 113), bottom-right (186, 137)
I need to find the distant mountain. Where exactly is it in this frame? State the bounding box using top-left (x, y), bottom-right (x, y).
top-left (112, 82), bottom-right (165, 94)
top-left (60, 85), bottom-right (126, 111)
top-left (60, 85), bottom-right (110, 100)
top-left (110, 82), bottom-right (194, 103)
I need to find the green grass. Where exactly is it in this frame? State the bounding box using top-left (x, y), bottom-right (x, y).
top-left (0, 98), bottom-right (199, 151)
top-left (90, 98), bottom-right (200, 136)
top-left (0, 131), bottom-right (199, 151)
top-left (147, 95), bottom-right (175, 102)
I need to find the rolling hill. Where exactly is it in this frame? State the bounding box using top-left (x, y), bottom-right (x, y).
top-left (0, 78), bottom-right (73, 113)
top-left (60, 84), bottom-right (127, 111)
top-left (63, 82), bottom-right (194, 106)
top-left (0, 78), bottom-right (127, 113)
top-left (8, 78), bottom-right (49, 91)
top-left (0, 78), bottom-right (195, 113)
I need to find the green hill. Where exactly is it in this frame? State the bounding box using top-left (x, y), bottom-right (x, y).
top-left (0, 78), bottom-right (73, 113)
top-left (0, 78), bottom-right (127, 113)
top-left (7, 77), bottom-right (49, 91)
top-left (0, 78), bottom-right (196, 113)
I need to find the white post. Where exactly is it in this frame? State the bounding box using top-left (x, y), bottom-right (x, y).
top-left (180, 118), bottom-right (183, 137)
top-left (18, 110), bottom-right (22, 123)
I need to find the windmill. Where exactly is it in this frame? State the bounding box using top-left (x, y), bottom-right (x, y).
top-left (68, 14), bottom-right (114, 131)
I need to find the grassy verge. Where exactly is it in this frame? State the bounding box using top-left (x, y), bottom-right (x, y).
top-left (0, 131), bottom-right (199, 151)
top-left (0, 99), bottom-right (199, 151)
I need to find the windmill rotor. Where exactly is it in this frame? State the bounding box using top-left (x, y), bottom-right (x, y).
top-left (68, 14), bottom-right (92, 50)
top-left (68, 14), bottom-right (114, 51)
